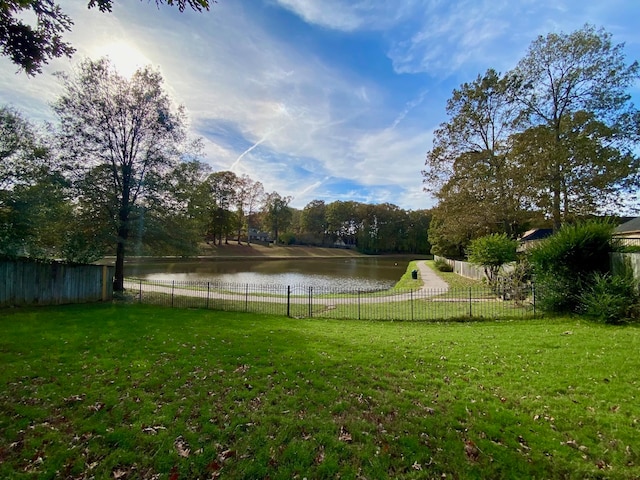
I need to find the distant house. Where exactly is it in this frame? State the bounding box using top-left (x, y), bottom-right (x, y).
top-left (517, 228), bottom-right (553, 251)
top-left (614, 217), bottom-right (640, 247)
top-left (248, 228), bottom-right (272, 244)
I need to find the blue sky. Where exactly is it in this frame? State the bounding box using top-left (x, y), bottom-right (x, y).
top-left (1, 0), bottom-right (639, 210)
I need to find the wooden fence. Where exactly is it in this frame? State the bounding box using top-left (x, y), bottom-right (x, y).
top-left (433, 255), bottom-right (489, 281)
top-left (611, 252), bottom-right (640, 282)
top-left (0, 259), bottom-right (114, 307)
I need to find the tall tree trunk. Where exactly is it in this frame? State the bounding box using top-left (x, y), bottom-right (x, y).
top-left (114, 216), bottom-right (129, 292)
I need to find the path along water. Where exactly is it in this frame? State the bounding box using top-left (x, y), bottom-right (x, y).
top-left (125, 261), bottom-right (449, 305)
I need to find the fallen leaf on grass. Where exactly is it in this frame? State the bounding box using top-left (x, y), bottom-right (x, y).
top-left (234, 364), bottom-right (249, 374)
top-left (88, 402), bottom-right (105, 412)
top-left (339, 426), bottom-right (352, 442)
top-left (315, 446), bottom-right (325, 464)
top-left (64, 394), bottom-right (85, 403)
top-left (174, 436), bottom-right (190, 458)
top-left (464, 440), bottom-right (480, 462)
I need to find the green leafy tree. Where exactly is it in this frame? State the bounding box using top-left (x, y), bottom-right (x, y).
top-left (300, 200), bottom-right (327, 245)
top-left (467, 233), bottom-right (518, 288)
top-left (0, 106), bottom-right (73, 258)
top-left (262, 192), bottom-right (292, 244)
top-left (424, 69), bottom-right (525, 237)
top-left (511, 25), bottom-right (640, 228)
top-left (54, 58), bottom-right (188, 291)
top-left (1, 0), bottom-right (212, 75)
top-left (205, 171), bottom-right (238, 245)
top-left (326, 200), bottom-right (362, 247)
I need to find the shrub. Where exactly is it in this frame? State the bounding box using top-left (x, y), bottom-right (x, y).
top-left (434, 258), bottom-right (453, 272)
top-left (467, 233), bottom-right (518, 290)
top-left (496, 261), bottom-right (532, 303)
top-left (528, 220), bottom-right (616, 314)
top-left (579, 271), bottom-right (640, 324)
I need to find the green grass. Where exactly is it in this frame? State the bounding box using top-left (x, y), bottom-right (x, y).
top-left (1, 304), bottom-right (639, 479)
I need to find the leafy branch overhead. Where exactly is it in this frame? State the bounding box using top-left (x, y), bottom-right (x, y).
top-left (0, 0), bottom-right (213, 75)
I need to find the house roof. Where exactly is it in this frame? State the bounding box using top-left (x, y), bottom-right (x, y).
top-left (519, 228), bottom-right (553, 242)
top-left (615, 217), bottom-right (640, 234)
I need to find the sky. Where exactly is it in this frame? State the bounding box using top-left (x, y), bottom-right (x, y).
top-left (1, 0), bottom-right (639, 211)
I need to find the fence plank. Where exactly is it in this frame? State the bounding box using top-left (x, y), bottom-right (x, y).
top-left (0, 259), bottom-right (115, 307)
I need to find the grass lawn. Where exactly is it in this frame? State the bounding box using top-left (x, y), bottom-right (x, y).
top-left (1, 304), bottom-right (639, 479)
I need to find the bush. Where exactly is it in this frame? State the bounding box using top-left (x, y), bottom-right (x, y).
top-left (467, 233), bottom-right (518, 290)
top-left (434, 258), bottom-right (453, 272)
top-left (528, 220), bottom-right (616, 314)
top-left (496, 261), bottom-right (532, 303)
top-left (579, 271), bottom-right (640, 324)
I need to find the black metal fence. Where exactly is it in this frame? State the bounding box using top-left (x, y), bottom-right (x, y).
top-left (124, 278), bottom-right (539, 321)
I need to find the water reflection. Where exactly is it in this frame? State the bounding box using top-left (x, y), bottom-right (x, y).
top-left (126, 257), bottom-right (408, 291)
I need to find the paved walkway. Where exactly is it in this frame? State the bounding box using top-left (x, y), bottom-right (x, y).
top-left (126, 260), bottom-right (449, 305)
top-left (415, 260), bottom-right (449, 292)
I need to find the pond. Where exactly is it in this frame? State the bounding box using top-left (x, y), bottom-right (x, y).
top-left (125, 257), bottom-right (411, 291)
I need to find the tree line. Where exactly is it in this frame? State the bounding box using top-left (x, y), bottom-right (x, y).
top-left (1, 58), bottom-right (432, 291)
top-left (423, 25), bottom-right (639, 258)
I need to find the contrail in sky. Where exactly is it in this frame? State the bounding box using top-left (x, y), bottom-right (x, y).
top-left (229, 132), bottom-right (271, 170)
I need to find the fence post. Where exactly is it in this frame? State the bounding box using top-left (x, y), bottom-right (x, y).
top-left (358, 290), bottom-right (361, 320)
top-left (139, 279), bottom-right (142, 303)
top-left (245, 284), bottom-right (249, 312)
top-left (309, 287), bottom-right (313, 318)
top-left (287, 285), bottom-right (291, 317)
top-left (206, 282), bottom-right (210, 309)
top-left (171, 280), bottom-right (175, 308)
top-left (468, 287), bottom-right (472, 317)
top-left (411, 289), bottom-right (414, 321)
top-left (532, 284), bottom-right (536, 317)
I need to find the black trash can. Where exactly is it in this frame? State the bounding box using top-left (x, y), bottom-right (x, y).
top-left (411, 269), bottom-right (418, 279)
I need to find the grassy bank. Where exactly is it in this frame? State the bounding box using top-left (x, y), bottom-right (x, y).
top-left (1, 304), bottom-right (639, 479)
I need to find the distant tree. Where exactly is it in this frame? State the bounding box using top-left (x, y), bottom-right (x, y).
top-left (262, 192), bottom-right (292, 244)
top-left (1, 0), bottom-right (212, 75)
top-left (300, 200), bottom-right (327, 245)
top-left (406, 210), bottom-right (432, 254)
top-left (235, 174), bottom-right (264, 245)
top-left (141, 159), bottom-right (210, 255)
top-left (326, 200), bottom-right (362, 246)
top-left (53, 58), bottom-right (188, 291)
top-left (205, 171), bottom-right (238, 245)
top-left (511, 25), bottom-right (640, 228)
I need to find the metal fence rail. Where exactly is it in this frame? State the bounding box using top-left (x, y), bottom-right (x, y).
top-left (125, 278), bottom-right (538, 321)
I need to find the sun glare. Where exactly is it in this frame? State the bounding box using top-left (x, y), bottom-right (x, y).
top-left (92, 41), bottom-right (152, 78)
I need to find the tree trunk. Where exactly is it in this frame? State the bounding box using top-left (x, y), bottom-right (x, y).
top-left (114, 182), bottom-right (131, 292)
top-left (113, 229), bottom-right (126, 292)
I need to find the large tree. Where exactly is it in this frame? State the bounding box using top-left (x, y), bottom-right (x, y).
top-left (300, 199), bottom-right (327, 245)
top-left (54, 58), bottom-right (188, 291)
top-left (511, 25), bottom-right (639, 228)
top-left (423, 69), bottom-right (530, 255)
top-left (262, 191), bottom-right (292, 244)
top-left (1, 0), bottom-right (212, 75)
